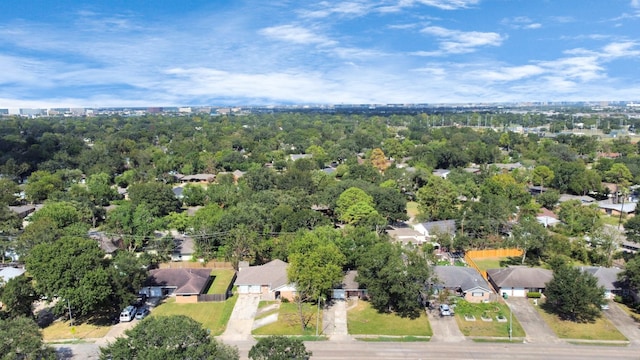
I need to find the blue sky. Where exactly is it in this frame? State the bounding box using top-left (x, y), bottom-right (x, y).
top-left (1, 0), bottom-right (639, 107)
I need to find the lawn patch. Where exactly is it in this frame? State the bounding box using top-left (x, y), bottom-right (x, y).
top-left (535, 300), bottom-right (627, 341)
top-left (454, 301), bottom-right (525, 338)
top-left (406, 201), bottom-right (419, 218)
top-left (348, 300), bottom-right (432, 336)
top-left (42, 320), bottom-right (111, 341)
top-left (471, 257), bottom-right (509, 271)
top-left (150, 294), bottom-right (238, 336)
top-left (252, 302), bottom-right (321, 336)
top-left (207, 269), bottom-right (236, 294)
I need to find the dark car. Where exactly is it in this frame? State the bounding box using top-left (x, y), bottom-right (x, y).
top-left (135, 307), bottom-right (150, 320)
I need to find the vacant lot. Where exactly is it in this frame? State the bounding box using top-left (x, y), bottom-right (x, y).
top-left (348, 301), bottom-right (432, 336)
top-left (252, 302), bottom-right (320, 336)
top-left (535, 301), bottom-right (627, 341)
top-left (454, 301), bottom-right (525, 338)
top-left (150, 295), bottom-right (237, 335)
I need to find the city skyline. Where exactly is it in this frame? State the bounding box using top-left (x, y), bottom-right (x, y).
top-left (1, 0), bottom-right (640, 108)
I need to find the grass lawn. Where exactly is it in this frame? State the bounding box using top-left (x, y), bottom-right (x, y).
top-left (535, 301), bottom-right (627, 341)
top-left (207, 269), bottom-right (236, 294)
top-left (43, 320), bottom-right (111, 341)
top-left (252, 302), bottom-right (321, 336)
top-left (406, 201), bottom-right (419, 219)
top-left (453, 301), bottom-right (525, 338)
top-left (348, 300), bottom-right (432, 336)
top-left (616, 302), bottom-right (640, 323)
top-left (150, 294), bottom-right (238, 336)
top-left (471, 257), bottom-right (505, 271)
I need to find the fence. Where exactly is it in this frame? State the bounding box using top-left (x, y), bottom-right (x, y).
top-left (159, 260), bottom-right (233, 269)
top-left (198, 273), bottom-right (237, 302)
top-left (464, 248), bottom-right (523, 280)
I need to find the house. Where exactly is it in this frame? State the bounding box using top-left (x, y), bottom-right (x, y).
top-left (386, 225), bottom-right (426, 245)
top-left (486, 267), bottom-right (553, 297)
top-left (598, 200), bottom-right (636, 217)
top-left (176, 174), bottom-right (216, 183)
top-left (414, 220), bottom-right (456, 248)
top-left (536, 208), bottom-right (560, 228)
top-left (558, 194), bottom-right (596, 204)
top-left (332, 270), bottom-right (367, 300)
top-left (289, 154), bottom-right (312, 162)
top-left (171, 235), bottom-right (195, 262)
top-left (432, 169), bottom-right (451, 179)
top-left (8, 205), bottom-right (36, 219)
top-left (140, 268), bottom-right (213, 303)
top-left (234, 259), bottom-right (296, 301)
top-left (172, 186), bottom-right (184, 199)
top-left (580, 266), bottom-right (625, 300)
top-left (0, 267), bottom-right (26, 284)
top-left (433, 266), bottom-right (493, 303)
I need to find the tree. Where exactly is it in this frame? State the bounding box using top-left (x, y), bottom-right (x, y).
top-left (619, 253), bottom-right (640, 291)
top-left (557, 201), bottom-right (601, 236)
top-left (624, 215), bottom-right (640, 244)
top-left (0, 179), bottom-right (20, 205)
top-left (369, 148), bottom-right (389, 173)
top-left (28, 201), bottom-right (81, 229)
top-left (24, 170), bottom-right (64, 203)
top-left (604, 163), bottom-right (632, 203)
top-left (536, 189), bottom-right (560, 209)
top-left (357, 242), bottom-right (431, 318)
top-left (532, 165), bottom-right (554, 190)
top-left (87, 172), bottom-right (119, 206)
top-left (0, 317), bottom-right (56, 360)
top-left (99, 315), bottom-right (238, 360)
top-left (128, 181), bottom-right (182, 217)
top-left (509, 216), bottom-right (548, 264)
top-left (0, 275), bottom-right (39, 319)
top-left (415, 175), bottom-right (458, 221)
top-left (545, 260), bottom-right (605, 322)
top-left (335, 187), bottom-right (374, 219)
top-left (249, 336), bottom-right (312, 360)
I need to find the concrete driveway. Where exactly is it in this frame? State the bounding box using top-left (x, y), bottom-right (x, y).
top-left (506, 297), bottom-right (559, 343)
top-left (219, 294), bottom-right (260, 341)
top-left (602, 302), bottom-right (640, 346)
top-left (428, 309), bottom-right (465, 342)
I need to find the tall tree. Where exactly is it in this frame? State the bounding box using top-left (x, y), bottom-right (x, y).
top-left (0, 275), bottom-right (39, 318)
top-left (369, 148), bottom-right (389, 173)
top-left (545, 260), bottom-right (605, 323)
top-left (416, 175), bottom-right (458, 221)
top-left (99, 315), bottom-right (238, 360)
top-left (0, 317), bottom-right (56, 360)
top-left (249, 336), bottom-right (312, 360)
top-left (532, 165), bottom-right (555, 191)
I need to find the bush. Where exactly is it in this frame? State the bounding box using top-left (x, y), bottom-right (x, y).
top-left (527, 292), bottom-right (541, 299)
top-left (614, 295), bottom-right (623, 303)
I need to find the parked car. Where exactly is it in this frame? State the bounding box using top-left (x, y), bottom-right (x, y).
top-left (119, 305), bottom-right (137, 322)
top-left (439, 304), bottom-right (453, 316)
top-left (135, 307), bottom-right (150, 320)
top-left (601, 303), bottom-right (610, 310)
top-left (133, 294), bottom-right (148, 307)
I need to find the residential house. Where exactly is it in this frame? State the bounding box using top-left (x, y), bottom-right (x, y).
top-left (176, 173), bottom-right (216, 183)
top-left (289, 154), bottom-right (312, 162)
top-left (536, 208), bottom-right (560, 228)
top-left (580, 266), bottom-right (625, 300)
top-left (414, 220), bottom-right (456, 248)
top-left (386, 225), bottom-right (426, 246)
top-left (8, 205), bottom-right (36, 219)
top-left (432, 169), bottom-right (451, 179)
top-left (332, 270), bottom-right (367, 300)
top-left (598, 200), bottom-right (636, 217)
top-left (171, 235), bottom-right (195, 262)
top-left (140, 268), bottom-right (213, 303)
top-left (433, 266), bottom-right (493, 303)
top-left (0, 266), bottom-right (26, 284)
top-left (486, 267), bottom-right (553, 297)
top-left (234, 259), bottom-right (296, 301)
top-left (558, 194), bottom-right (596, 205)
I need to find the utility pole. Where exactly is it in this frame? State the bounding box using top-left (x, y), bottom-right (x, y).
top-left (316, 296), bottom-right (321, 337)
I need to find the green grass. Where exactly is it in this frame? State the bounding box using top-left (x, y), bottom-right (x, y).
top-left (207, 269), bottom-right (236, 294)
top-left (535, 300), bottom-right (627, 341)
top-left (406, 201), bottom-right (420, 218)
top-left (356, 336), bottom-right (430, 342)
top-left (252, 302), bottom-right (321, 336)
top-left (601, 215), bottom-right (625, 227)
top-left (42, 320), bottom-right (111, 341)
top-left (150, 294), bottom-right (238, 335)
top-left (472, 257), bottom-right (511, 271)
top-left (454, 301), bottom-right (525, 338)
top-left (348, 300), bottom-right (432, 336)
top-left (616, 302), bottom-right (640, 322)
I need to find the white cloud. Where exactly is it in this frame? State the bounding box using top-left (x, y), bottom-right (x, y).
top-left (414, 0), bottom-right (480, 10)
top-left (632, 0), bottom-right (640, 8)
top-left (420, 26), bottom-right (504, 54)
top-left (298, 1), bottom-right (373, 18)
top-left (501, 16), bottom-right (541, 30)
top-left (471, 65), bottom-right (545, 81)
top-left (259, 25), bottom-right (337, 46)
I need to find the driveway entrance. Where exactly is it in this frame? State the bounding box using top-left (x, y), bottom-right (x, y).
top-left (505, 297), bottom-right (559, 343)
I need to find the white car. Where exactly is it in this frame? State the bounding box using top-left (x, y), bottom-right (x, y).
top-left (439, 304), bottom-right (453, 316)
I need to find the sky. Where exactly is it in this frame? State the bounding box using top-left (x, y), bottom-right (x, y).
top-left (1, 0), bottom-right (640, 108)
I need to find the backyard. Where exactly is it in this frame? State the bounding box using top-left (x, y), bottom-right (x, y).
top-left (206, 269), bottom-right (236, 294)
top-left (348, 300), bottom-right (432, 338)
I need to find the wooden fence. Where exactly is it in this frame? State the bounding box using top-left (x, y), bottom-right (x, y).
top-left (198, 273), bottom-right (237, 302)
top-left (464, 248), bottom-right (523, 280)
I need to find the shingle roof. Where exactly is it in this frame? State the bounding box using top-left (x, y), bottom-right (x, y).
top-left (234, 259), bottom-right (289, 290)
top-left (580, 266), bottom-right (623, 291)
top-left (335, 270), bottom-right (362, 290)
top-left (0, 267), bottom-right (26, 283)
top-left (487, 267), bottom-right (553, 289)
top-left (146, 268), bottom-right (212, 295)
top-left (434, 266), bottom-right (492, 293)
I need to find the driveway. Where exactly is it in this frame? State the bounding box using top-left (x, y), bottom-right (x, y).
top-left (602, 302), bottom-right (640, 346)
top-left (505, 297), bottom-right (559, 343)
top-left (219, 294), bottom-right (260, 341)
top-left (428, 309), bottom-right (465, 342)
top-left (323, 299), bottom-right (351, 341)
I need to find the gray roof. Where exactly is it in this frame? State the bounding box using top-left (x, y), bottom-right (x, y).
top-left (598, 201), bottom-right (637, 213)
top-left (234, 259), bottom-right (289, 289)
top-left (335, 270), bottom-right (363, 290)
top-left (558, 194), bottom-right (596, 204)
top-left (0, 267), bottom-right (26, 283)
top-left (173, 236), bottom-right (195, 255)
top-left (580, 266), bottom-right (624, 291)
top-left (434, 266), bottom-right (492, 293)
top-left (146, 268), bottom-right (212, 295)
top-left (487, 267), bottom-right (553, 289)
top-left (417, 220), bottom-right (456, 237)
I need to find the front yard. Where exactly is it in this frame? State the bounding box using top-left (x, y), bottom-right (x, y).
top-left (252, 302), bottom-right (321, 336)
top-left (454, 301), bottom-right (525, 338)
top-left (348, 300), bottom-right (432, 337)
top-left (535, 300), bottom-right (627, 341)
top-left (150, 294), bottom-right (238, 335)
top-left (43, 319), bottom-right (111, 341)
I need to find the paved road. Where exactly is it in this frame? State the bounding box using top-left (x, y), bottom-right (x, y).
top-left (506, 297), bottom-right (559, 343)
top-left (428, 309), bottom-right (465, 342)
top-left (603, 302), bottom-right (640, 346)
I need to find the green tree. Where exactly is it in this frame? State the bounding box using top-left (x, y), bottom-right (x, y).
top-left (509, 216), bottom-right (548, 264)
top-left (619, 254), bottom-right (640, 291)
top-left (545, 260), bottom-right (605, 322)
top-left (0, 179), bottom-right (20, 205)
top-left (29, 201), bottom-right (81, 229)
top-left (24, 170), bottom-right (64, 203)
top-left (532, 165), bottom-right (554, 190)
top-left (357, 242), bottom-right (431, 318)
top-left (335, 187), bottom-right (374, 219)
top-left (557, 201), bottom-right (601, 236)
top-left (99, 315), bottom-right (238, 360)
top-left (605, 163), bottom-right (632, 203)
top-left (87, 172), bottom-right (119, 206)
top-left (416, 175), bottom-right (458, 221)
top-left (249, 336), bottom-right (312, 360)
top-left (128, 182), bottom-right (182, 217)
top-left (0, 317), bottom-right (56, 360)
top-left (624, 215), bottom-right (640, 244)
top-left (536, 189), bottom-right (560, 209)
top-left (0, 275), bottom-right (39, 319)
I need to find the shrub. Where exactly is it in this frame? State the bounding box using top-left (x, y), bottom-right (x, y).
top-left (527, 292), bottom-right (541, 299)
